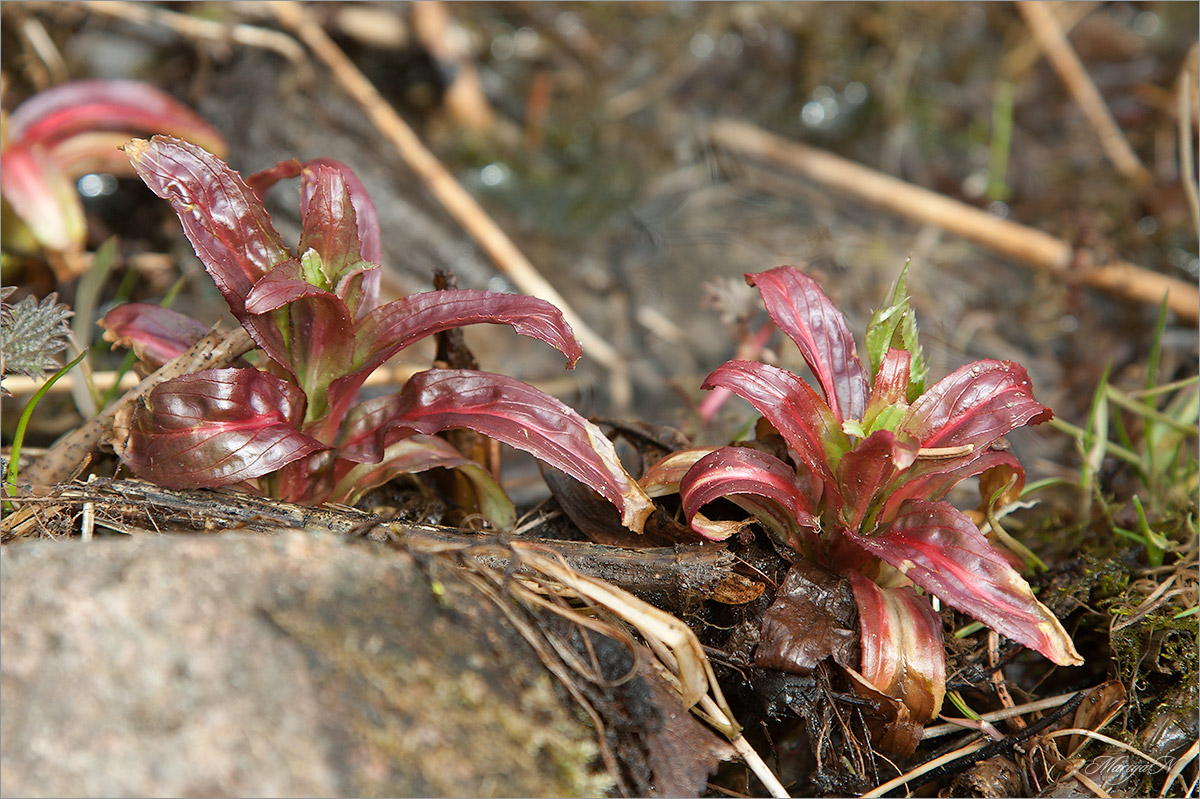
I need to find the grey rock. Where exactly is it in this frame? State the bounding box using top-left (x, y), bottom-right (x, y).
top-left (1, 531), bottom-right (610, 798)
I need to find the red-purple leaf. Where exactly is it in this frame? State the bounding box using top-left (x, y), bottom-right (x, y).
top-left (0, 143), bottom-right (86, 252)
top-left (322, 290), bottom-right (585, 430)
top-left (299, 158), bottom-right (382, 269)
top-left (242, 260), bottom-right (355, 427)
top-left (99, 303), bottom-right (210, 369)
top-left (243, 258), bottom-right (330, 314)
top-left (846, 571), bottom-right (946, 724)
top-left (112, 368), bottom-right (326, 488)
top-left (747, 267), bottom-right (869, 422)
top-left (329, 433), bottom-right (516, 528)
top-left (836, 430), bottom-right (918, 532)
top-left (125, 136), bottom-right (291, 356)
top-left (702, 360), bottom-right (846, 492)
top-left (386, 369), bottom-right (653, 532)
top-left (846, 500), bottom-right (1083, 667)
top-left (246, 157), bottom-right (381, 318)
top-left (864, 347), bottom-right (911, 424)
top-left (354, 289), bottom-right (582, 371)
top-left (679, 446), bottom-right (818, 549)
top-left (6, 80), bottom-right (226, 156)
top-left (903, 360), bottom-right (1053, 451)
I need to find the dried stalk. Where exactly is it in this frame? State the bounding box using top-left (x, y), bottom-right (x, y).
top-left (1016, 1), bottom-right (1151, 185)
top-left (268, 1), bottom-right (621, 372)
top-left (71, 0), bottom-right (313, 84)
top-left (709, 118), bottom-right (1199, 325)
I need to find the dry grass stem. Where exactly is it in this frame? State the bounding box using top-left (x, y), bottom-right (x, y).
top-left (1044, 728), bottom-right (1169, 771)
top-left (269, 1), bottom-right (621, 372)
top-left (1159, 738), bottom-right (1198, 797)
top-left (709, 119), bottom-right (1199, 324)
top-left (1179, 72), bottom-right (1199, 237)
top-left (1016, 1), bottom-right (1152, 185)
top-left (922, 691), bottom-right (1082, 739)
top-left (71, 0), bottom-right (313, 84)
top-left (862, 740), bottom-right (989, 798)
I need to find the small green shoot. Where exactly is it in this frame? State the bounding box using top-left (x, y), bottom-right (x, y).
top-left (987, 81), bottom-right (1014, 203)
top-left (4, 349), bottom-right (87, 509)
top-left (1050, 297), bottom-right (1198, 563)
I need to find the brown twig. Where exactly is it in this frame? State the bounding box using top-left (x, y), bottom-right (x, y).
top-left (708, 118), bottom-right (1199, 325)
top-left (1016, 1), bottom-right (1152, 186)
top-left (65, 0), bottom-right (313, 85)
top-left (20, 327), bottom-right (254, 487)
top-left (411, 1), bottom-right (494, 132)
top-left (269, 1), bottom-right (620, 371)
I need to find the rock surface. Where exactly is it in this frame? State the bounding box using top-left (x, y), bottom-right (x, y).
top-left (1, 531), bottom-right (611, 798)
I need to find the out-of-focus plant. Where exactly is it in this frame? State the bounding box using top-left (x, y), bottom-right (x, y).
top-left (641, 265), bottom-right (1081, 752)
top-left (1, 79), bottom-right (226, 278)
top-left (101, 136), bottom-right (653, 533)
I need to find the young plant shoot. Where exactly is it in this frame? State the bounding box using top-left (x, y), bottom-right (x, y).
top-left (641, 265), bottom-right (1082, 749)
top-left (103, 136), bottom-right (652, 532)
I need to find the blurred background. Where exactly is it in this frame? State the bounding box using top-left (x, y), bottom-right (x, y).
top-left (3, 1), bottom-right (1197, 498)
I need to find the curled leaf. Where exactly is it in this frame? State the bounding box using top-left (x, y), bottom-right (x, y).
top-left (679, 446), bottom-right (818, 547)
top-left (112, 367), bottom-right (326, 488)
top-left (388, 369), bottom-right (654, 532)
top-left (6, 79), bottom-right (226, 156)
top-left (847, 500), bottom-right (1083, 667)
top-left (747, 266), bottom-right (869, 422)
top-left (702, 359), bottom-right (847, 487)
top-left (0, 144), bottom-right (86, 253)
top-left (639, 447), bottom-right (718, 498)
top-left (846, 571), bottom-right (946, 725)
top-left (99, 303), bottom-right (210, 370)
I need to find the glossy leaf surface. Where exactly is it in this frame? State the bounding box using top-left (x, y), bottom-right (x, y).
top-left (99, 303), bottom-right (210, 369)
top-left (679, 446), bottom-right (817, 547)
top-left (847, 571), bottom-right (945, 724)
top-left (299, 158), bottom-right (382, 272)
top-left (848, 500), bottom-right (1083, 666)
top-left (353, 289), bottom-right (582, 372)
top-left (388, 369), bottom-right (653, 532)
top-left (903, 359), bottom-right (1052, 451)
top-left (702, 359), bottom-right (846, 487)
top-left (113, 367), bottom-right (326, 488)
top-left (125, 136), bottom-right (292, 359)
top-left (747, 267), bottom-right (869, 422)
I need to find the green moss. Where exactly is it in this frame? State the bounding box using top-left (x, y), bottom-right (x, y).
top-left (263, 554), bottom-right (613, 798)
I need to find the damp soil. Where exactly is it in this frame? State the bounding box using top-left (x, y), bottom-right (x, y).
top-left (2, 3), bottom-right (1197, 797)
